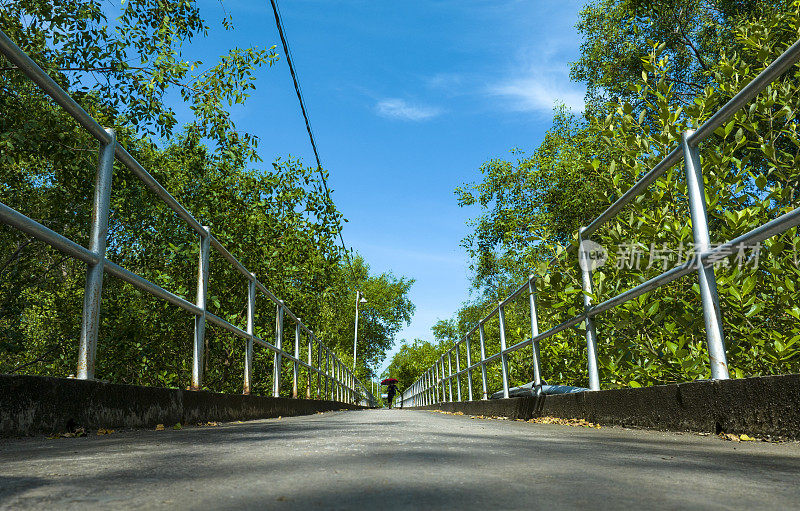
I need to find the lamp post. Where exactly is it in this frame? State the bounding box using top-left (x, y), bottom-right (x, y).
top-left (353, 290), bottom-right (367, 369)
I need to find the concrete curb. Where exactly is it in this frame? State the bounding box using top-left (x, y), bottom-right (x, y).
top-left (0, 374), bottom-right (367, 437)
top-left (407, 373), bottom-right (800, 439)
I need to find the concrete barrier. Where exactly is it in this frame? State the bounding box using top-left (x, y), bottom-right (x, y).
top-left (0, 374), bottom-right (367, 436)
top-left (409, 373), bottom-right (800, 440)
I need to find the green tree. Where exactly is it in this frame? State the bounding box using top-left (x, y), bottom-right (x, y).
top-left (382, 339), bottom-right (442, 394)
top-left (439, 0), bottom-right (800, 394)
top-left (572, 0), bottom-right (779, 108)
top-left (0, 0), bottom-right (415, 396)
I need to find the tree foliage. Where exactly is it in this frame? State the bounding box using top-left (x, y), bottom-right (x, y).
top-left (0, 0), bottom-right (414, 393)
top-left (572, 0), bottom-right (778, 108)
top-left (389, 0), bottom-right (800, 395)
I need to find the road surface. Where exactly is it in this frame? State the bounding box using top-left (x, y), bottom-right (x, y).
top-left (1, 409), bottom-right (799, 509)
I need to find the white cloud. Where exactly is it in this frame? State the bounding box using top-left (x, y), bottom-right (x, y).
top-left (425, 72), bottom-right (465, 92)
top-left (490, 74), bottom-right (585, 113)
top-left (375, 98), bottom-right (443, 121)
top-left (488, 42), bottom-right (586, 114)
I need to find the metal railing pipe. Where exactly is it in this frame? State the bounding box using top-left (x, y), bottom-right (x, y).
top-left (582, 148), bottom-right (682, 239)
top-left (454, 344), bottom-right (462, 401)
top-left (307, 333), bottom-right (313, 399)
top-left (273, 304), bottom-right (284, 397)
top-left (690, 38), bottom-right (800, 144)
top-left (528, 276), bottom-right (543, 392)
top-left (191, 226), bottom-right (211, 390)
top-left (579, 228), bottom-right (601, 391)
top-left (293, 321), bottom-right (301, 398)
top-left (243, 276), bottom-right (255, 394)
top-left (439, 358), bottom-right (446, 400)
top-left (478, 323), bottom-right (489, 400)
top-left (0, 202), bottom-right (99, 265)
top-left (447, 351), bottom-right (454, 401)
top-left (76, 129), bottom-right (116, 379)
top-left (465, 333), bottom-right (473, 401)
top-left (0, 30), bottom-right (110, 144)
top-left (497, 304), bottom-right (511, 398)
top-left (682, 131), bottom-right (729, 379)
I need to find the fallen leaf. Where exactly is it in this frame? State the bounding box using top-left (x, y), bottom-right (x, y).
top-left (97, 428), bottom-right (115, 435)
top-left (155, 424), bottom-right (165, 431)
top-left (173, 423), bottom-right (182, 430)
top-left (740, 434), bottom-right (756, 441)
top-left (528, 416), bottom-right (601, 429)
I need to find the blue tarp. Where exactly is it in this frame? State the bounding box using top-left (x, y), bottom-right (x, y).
top-left (489, 381), bottom-right (589, 399)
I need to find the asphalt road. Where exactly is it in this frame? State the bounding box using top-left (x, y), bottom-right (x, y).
top-left (1, 409), bottom-right (799, 510)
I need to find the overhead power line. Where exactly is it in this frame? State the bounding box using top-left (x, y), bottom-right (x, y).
top-left (267, 0), bottom-right (354, 273)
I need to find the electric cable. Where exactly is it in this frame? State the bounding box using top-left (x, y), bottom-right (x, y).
top-left (267, 0), bottom-right (354, 273)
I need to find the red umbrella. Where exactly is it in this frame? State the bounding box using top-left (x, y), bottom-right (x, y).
top-left (381, 378), bottom-right (398, 385)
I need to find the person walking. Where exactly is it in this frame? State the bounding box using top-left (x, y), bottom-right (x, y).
top-left (386, 382), bottom-right (397, 408)
top-left (381, 378), bottom-right (398, 408)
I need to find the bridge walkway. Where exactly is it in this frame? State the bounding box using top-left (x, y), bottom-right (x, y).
top-left (1, 409), bottom-right (799, 510)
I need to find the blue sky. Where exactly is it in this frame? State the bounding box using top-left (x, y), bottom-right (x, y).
top-left (187, 0), bottom-right (587, 374)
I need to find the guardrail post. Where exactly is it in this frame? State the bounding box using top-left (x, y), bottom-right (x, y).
top-left (439, 358), bottom-right (446, 400)
top-left (579, 228), bottom-right (601, 391)
top-left (447, 351), bottom-right (454, 401)
top-left (316, 338), bottom-right (321, 398)
top-left (434, 361), bottom-right (440, 403)
top-left (191, 225), bottom-right (211, 391)
top-left (455, 344), bottom-right (462, 401)
top-left (336, 361), bottom-right (341, 402)
top-left (465, 334), bottom-right (473, 401)
top-left (497, 303), bottom-right (511, 399)
top-left (335, 360), bottom-right (340, 402)
top-left (528, 275), bottom-right (544, 394)
top-left (427, 369), bottom-right (432, 404)
top-left (325, 349), bottom-right (330, 399)
top-left (273, 303), bottom-right (284, 397)
top-left (77, 128), bottom-right (116, 380)
top-left (307, 333), bottom-right (313, 399)
top-left (682, 130), bottom-right (730, 379)
top-left (332, 357), bottom-right (337, 401)
top-left (427, 370), bottom-right (432, 405)
top-left (292, 320), bottom-right (300, 398)
top-left (243, 276), bottom-right (255, 394)
top-left (478, 323), bottom-right (488, 400)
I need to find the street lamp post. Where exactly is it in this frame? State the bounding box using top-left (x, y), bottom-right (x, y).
top-left (353, 290), bottom-right (367, 369)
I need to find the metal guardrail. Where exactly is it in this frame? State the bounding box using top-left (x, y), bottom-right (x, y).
top-left (0, 29), bottom-right (377, 408)
top-left (397, 37), bottom-right (800, 408)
